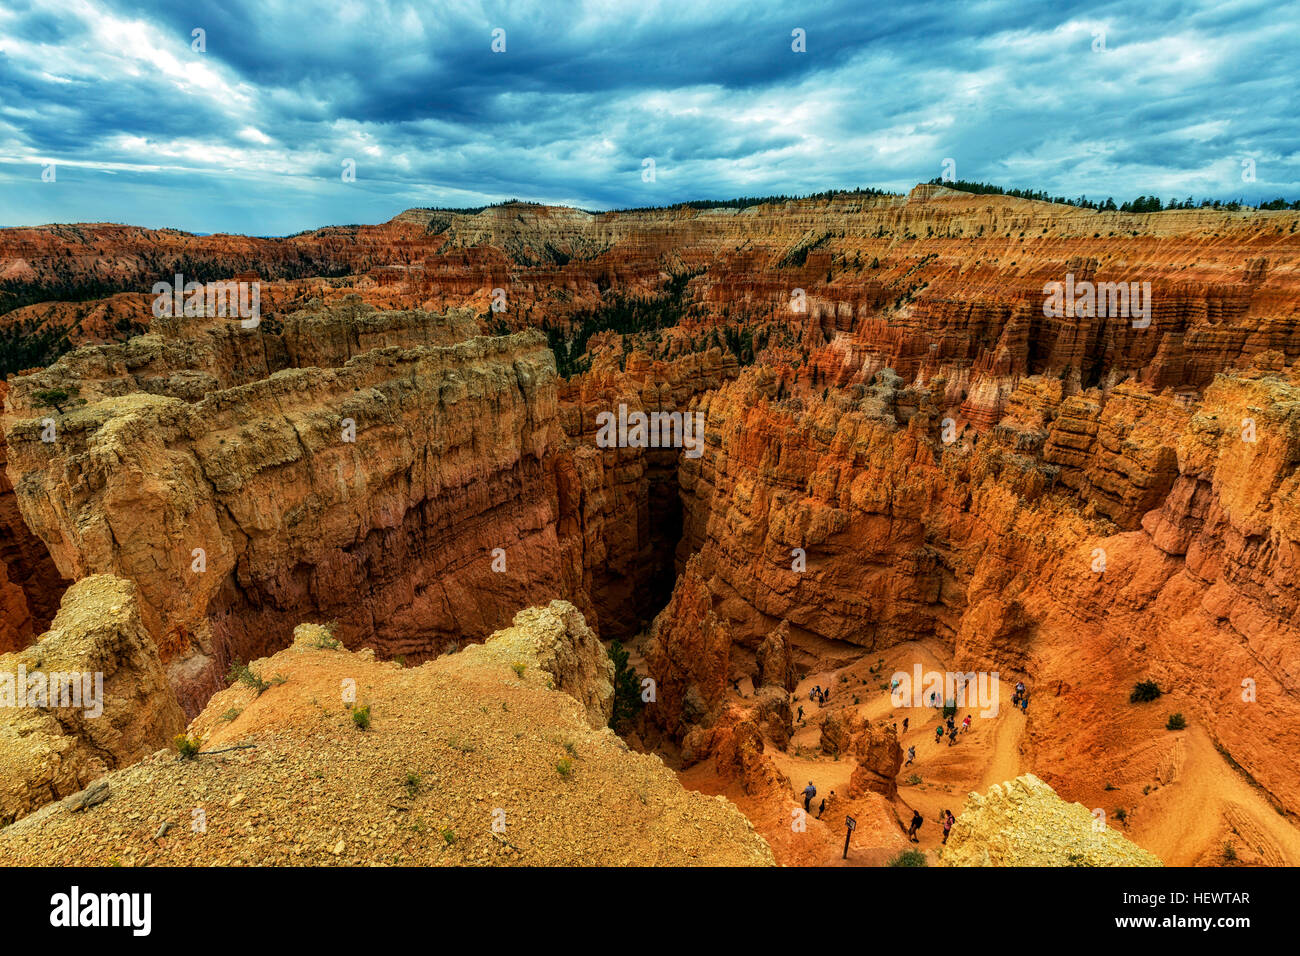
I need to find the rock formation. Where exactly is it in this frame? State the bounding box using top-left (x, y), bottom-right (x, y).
top-left (458, 601), bottom-right (614, 729)
top-left (0, 574), bottom-right (184, 826)
top-left (0, 381), bottom-right (66, 653)
top-left (0, 603), bottom-right (774, 866)
top-left (940, 774), bottom-right (1161, 866)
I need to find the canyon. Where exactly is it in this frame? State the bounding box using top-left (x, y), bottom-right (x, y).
top-left (2, 184), bottom-right (1299, 865)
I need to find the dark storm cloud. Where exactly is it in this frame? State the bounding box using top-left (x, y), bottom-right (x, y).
top-left (0, 0), bottom-right (1295, 233)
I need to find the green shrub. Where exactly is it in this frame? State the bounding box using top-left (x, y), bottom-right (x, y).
top-left (556, 757), bottom-right (573, 778)
top-left (174, 733), bottom-right (202, 759)
top-left (1130, 681), bottom-right (1162, 703)
top-left (227, 660), bottom-right (270, 694)
top-left (1166, 713), bottom-right (1186, 731)
top-left (608, 639), bottom-right (644, 733)
top-left (227, 661), bottom-right (286, 694)
top-left (32, 386), bottom-right (86, 414)
top-left (310, 624), bottom-right (341, 650)
top-left (351, 704), bottom-right (371, 730)
top-left (888, 849), bottom-right (927, 867)
top-left (511, 661), bottom-right (526, 678)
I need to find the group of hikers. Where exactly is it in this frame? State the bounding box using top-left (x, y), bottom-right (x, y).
top-left (786, 672), bottom-right (1033, 854)
top-left (796, 683), bottom-right (832, 723)
top-left (931, 712), bottom-right (972, 746)
top-left (802, 781), bottom-right (837, 819)
top-left (906, 808), bottom-right (957, 844)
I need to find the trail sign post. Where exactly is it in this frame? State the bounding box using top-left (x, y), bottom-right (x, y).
top-left (843, 815), bottom-right (856, 859)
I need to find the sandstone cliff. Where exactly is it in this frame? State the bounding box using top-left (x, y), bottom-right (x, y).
top-left (0, 381), bottom-right (66, 652)
top-left (3, 312), bottom-right (580, 714)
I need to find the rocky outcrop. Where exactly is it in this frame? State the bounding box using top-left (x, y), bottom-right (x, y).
top-left (642, 554), bottom-right (734, 743)
top-left (0, 574), bottom-right (184, 825)
top-left (459, 600), bottom-right (614, 729)
top-left (0, 603), bottom-right (774, 867)
top-left (0, 381), bottom-right (66, 652)
top-left (755, 620), bottom-right (799, 692)
top-left (940, 774), bottom-right (1161, 866)
top-left (675, 367), bottom-right (949, 649)
top-left (818, 710), bottom-right (903, 799)
top-left (683, 705), bottom-right (793, 800)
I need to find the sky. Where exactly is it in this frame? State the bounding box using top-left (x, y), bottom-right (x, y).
top-left (0, 0), bottom-right (1297, 235)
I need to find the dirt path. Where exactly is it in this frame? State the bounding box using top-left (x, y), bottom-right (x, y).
top-left (786, 641), bottom-right (1030, 858)
top-left (684, 633), bottom-right (1300, 866)
top-left (1128, 725), bottom-right (1300, 865)
top-left (980, 706), bottom-right (1026, 789)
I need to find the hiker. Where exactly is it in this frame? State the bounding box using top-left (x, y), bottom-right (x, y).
top-left (810, 685), bottom-right (819, 702)
top-left (946, 715), bottom-right (955, 732)
top-left (941, 810), bottom-right (954, 844)
top-left (817, 797), bottom-right (825, 819)
top-left (797, 705), bottom-right (804, 722)
top-left (948, 725), bottom-right (958, 746)
top-left (803, 781), bottom-right (817, 812)
top-left (905, 745), bottom-right (916, 766)
top-left (902, 717), bottom-right (909, 732)
top-left (1015, 681), bottom-right (1025, 696)
top-left (934, 724), bottom-right (944, 743)
top-left (907, 810), bottom-right (923, 842)
top-left (1020, 693), bottom-right (1028, 714)
top-left (962, 714), bottom-right (971, 733)
top-left (891, 677), bottom-right (901, 694)
top-left (823, 686), bottom-right (830, 703)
